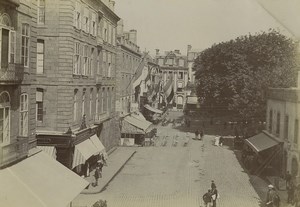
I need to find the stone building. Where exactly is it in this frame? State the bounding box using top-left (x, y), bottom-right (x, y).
top-left (116, 19), bottom-right (142, 116)
top-left (266, 82), bottom-right (300, 183)
top-left (0, 0), bottom-right (88, 206)
top-left (155, 49), bottom-right (189, 110)
top-left (34, 0), bottom-right (121, 175)
top-left (187, 45), bottom-right (201, 84)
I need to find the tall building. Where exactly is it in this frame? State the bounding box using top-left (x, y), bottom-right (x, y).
top-left (0, 0), bottom-right (88, 206)
top-left (155, 49), bottom-right (189, 110)
top-left (116, 19), bottom-right (142, 115)
top-left (34, 0), bottom-right (120, 175)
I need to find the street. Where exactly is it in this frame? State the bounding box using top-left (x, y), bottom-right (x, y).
top-left (74, 112), bottom-right (269, 207)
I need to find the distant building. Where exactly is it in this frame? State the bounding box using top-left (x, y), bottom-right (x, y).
top-left (155, 49), bottom-right (189, 110)
top-left (187, 45), bottom-right (202, 84)
top-left (116, 19), bottom-right (142, 116)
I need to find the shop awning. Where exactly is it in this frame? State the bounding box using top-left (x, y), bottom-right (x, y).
top-left (124, 115), bottom-right (152, 132)
top-left (245, 132), bottom-right (281, 153)
top-left (144, 104), bottom-right (163, 114)
top-left (131, 111), bottom-right (147, 120)
top-left (90, 135), bottom-right (105, 154)
top-left (72, 139), bottom-right (99, 168)
top-left (121, 118), bottom-right (145, 134)
top-left (37, 146), bottom-right (57, 159)
top-left (0, 151), bottom-right (88, 207)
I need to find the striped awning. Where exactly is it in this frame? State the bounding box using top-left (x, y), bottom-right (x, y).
top-left (144, 104), bottom-right (163, 114)
top-left (37, 146), bottom-right (57, 159)
top-left (72, 139), bottom-right (99, 169)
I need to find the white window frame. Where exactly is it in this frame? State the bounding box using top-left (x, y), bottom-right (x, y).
top-left (83, 45), bottom-right (89, 76)
top-left (91, 12), bottom-right (96, 36)
top-left (9, 30), bottom-right (16, 63)
top-left (37, 0), bottom-right (45, 25)
top-left (19, 93), bottom-right (28, 136)
top-left (36, 89), bottom-right (44, 122)
top-left (89, 88), bottom-right (93, 117)
top-left (95, 89), bottom-right (99, 116)
top-left (0, 91), bottom-right (10, 146)
top-left (90, 47), bottom-right (94, 76)
top-left (21, 24), bottom-right (30, 67)
top-left (97, 49), bottom-right (101, 75)
top-left (83, 7), bottom-right (90, 33)
top-left (103, 50), bottom-right (106, 77)
top-left (82, 89), bottom-right (86, 117)
top-left (74, 1), bottom-right (81, 29)
top-left (73, 89), bottom-right (78, 121)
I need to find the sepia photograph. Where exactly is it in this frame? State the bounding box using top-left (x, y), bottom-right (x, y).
top-left (0, 0), bottom-right (299, 206)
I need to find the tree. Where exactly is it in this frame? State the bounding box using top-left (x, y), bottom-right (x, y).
top-left (194, 30), bottom-right (299, 120)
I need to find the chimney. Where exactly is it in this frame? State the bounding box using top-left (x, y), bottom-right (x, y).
top-left (117, 19), bottom-right (124, 35)
top-left (129, 29), bottom-right (137, 44)
top-left (174, 49), bottom-right (180, 54)
top-left (155, 49), bottom-right (160, 56)
top-left (109, 1), bottom-right (115, 11)
top-left (187, 45), bottom-right (192, 52)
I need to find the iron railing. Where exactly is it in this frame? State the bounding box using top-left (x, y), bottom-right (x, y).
top-left (0, 63), bottom-right (24, 84)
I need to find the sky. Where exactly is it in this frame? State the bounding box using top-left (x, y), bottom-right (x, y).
top-left (114, 0), bottom-right (292, 56)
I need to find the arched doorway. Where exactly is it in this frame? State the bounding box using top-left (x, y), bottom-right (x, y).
top-left (291, 157), bottom-right (299, 177)
top-left (0, 91), bottom-right (10, 145)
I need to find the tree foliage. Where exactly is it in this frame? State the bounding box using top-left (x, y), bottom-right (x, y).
top-left (194, 30), bottom-right (299, 120)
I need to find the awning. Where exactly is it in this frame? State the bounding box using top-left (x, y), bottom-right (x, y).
top-left (144, 104), bottom-right (163, 114)
top-left (37, 146), bottom-right (57, 159)
top-left (90, 135), bottom-right (105, 154)
top-left (131, 111), bottom-right (147, 120)
top-left (121, 118), bottom-right (145, 134)
top-left (72, 139), bottom-right (99, 168)
top-left (124, 115), bottom-right (152, 132)
top-left (0, 151), bottom-right (88, 207)
top-left (245, 132), bottom-right (281, 153)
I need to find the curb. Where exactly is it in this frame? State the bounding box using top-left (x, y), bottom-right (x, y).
top-left (81, 150), bottom-right (136, 195)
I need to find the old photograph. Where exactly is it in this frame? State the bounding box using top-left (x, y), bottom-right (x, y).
top-left (0, 0), bottom-right (299, 206)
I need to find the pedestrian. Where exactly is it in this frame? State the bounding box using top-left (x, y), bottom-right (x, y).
top-left (203, 189), bottom-right (212, 207)
top-left (285, 171), bottom-right (292, 187)
top-left (94, 166), bottom-right (101, 186)
top-left (287, 181), bottom-right (295, 204)
top-left (266, 185), bottom-right (280, 207)
top-left (195, 130), bottom-right (199, 139)
top-left (97, 160), bottom-right (104, 177)
top-left (211, 180), bottom-right (216, 190)
top-left (200, 130), bottom-right (204, 140)
top-left (219, 136), bottom-right (224, 146)
top-left (211, 185), bottom-right (218, 207)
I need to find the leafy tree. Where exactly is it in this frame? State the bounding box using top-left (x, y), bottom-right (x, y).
top-left (194, 30), bottom-right (299, 120)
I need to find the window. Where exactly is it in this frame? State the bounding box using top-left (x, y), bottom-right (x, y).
top-left (9, 30), bottom-right (16, 64)
top-left (179, 59), bottom-right (185, 67)
top-left (158, 58), bottom-right (164, 66)
top-left (111, 87), bottom-right (114, 112)
top-left (103, 20), bottom-right (107, 42)
top-left (0, 92), bottom-right (10, 145)
top-left (178, 72), bottom-right (183, 79)
top-left (21, 24), bottom-right (30, 67)
top-left (73, 1), bottom-right (81, 29)
top-left (82, 89), bottom-right (86, 117)
top-left (83, 7), bottom-right (89, 33)
top-left (37, 39), bottom-right (44, 74)
top-left (73, 89), bottom-right (78, 121)
top-left (97, 49), bottom-right (101, 75)
top-left (36, 89), bottom-right (43, 122)
top-left (90, 47), bottom-right (94, 76)
top-left (107, 52), bottom-right (111, 77)
top-left (112, 27), bottom-right (116, 46)
top-left (73, 42), bottom-right (80, 75)
top-left (103, 50), bottom-right (106, 76)
top-left (166, 58), bottom-right (173, 65)
top-left (107, 88), bottom-right (110, 112)
top-left (83, 45), bottom-right (88, 75)
top-left (37, 0), bottom-right (45, 24)
top-left (102, 88), bottom-right (105, 113)
top-left (276, 112), bottom-right (280, 135)
top-left (95, 89), bottom-right (99, 116)
top-left (91, 12), bottom-right (96, 36)
top-left (284, 115), bottom-right (289, 140)
top-left (89, 88), bottom-right (93, 117)
top-left (20, 93), bottom-right (28, 136)
top-left (295, 119), bottom-right (299, 144)
top-left (269, 110), bottom-right (273, 132)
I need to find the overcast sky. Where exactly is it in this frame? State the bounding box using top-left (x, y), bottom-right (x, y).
top-left (115, 0), bottom-right (290, 55)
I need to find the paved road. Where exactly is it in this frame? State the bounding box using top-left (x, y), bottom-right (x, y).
top-left (74, 121), bottom-right (268, 207)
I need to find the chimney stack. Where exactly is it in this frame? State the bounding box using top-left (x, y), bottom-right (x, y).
top-left (155, 49), bottom-right (160, 56)
top-left (129, 29), bottom-right (137, 44)
top-left (174, 49), bottom-right (180, 54)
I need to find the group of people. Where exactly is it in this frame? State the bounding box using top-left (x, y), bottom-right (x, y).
top-left (94, 153), bottom-right (108, 186)
top-left (202, 180), bottom-right (219, 207)
top-left (286, 171), bottom-right (300, 207)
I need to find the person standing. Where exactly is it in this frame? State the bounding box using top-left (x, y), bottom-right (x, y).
top-left (200, 130), bottom-right (204, 140)
top-left (195, 130), bottom-right (199, 139)
top-left (211, 186), bottom-right (218, 207)
top-left (203, 189), bottom-right (212, 207)
top-left (94, 166), bottom-right (100, 186)
top-left (211, 180), bottom-right (216, 189)
top-left (266, 185), bottom-right (280, 207)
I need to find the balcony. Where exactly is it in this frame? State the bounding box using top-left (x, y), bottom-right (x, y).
top-left (0, 63), bottom-right (24, 85)
top-left (0, 137), bottom-right (29, 168)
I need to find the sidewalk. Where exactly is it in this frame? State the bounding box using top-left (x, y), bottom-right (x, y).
top-left (81, 147), bottom-right (137, 194)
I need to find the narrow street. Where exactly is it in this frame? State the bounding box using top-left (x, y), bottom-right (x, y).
top-left (74, 112), bottom-right (269, 207)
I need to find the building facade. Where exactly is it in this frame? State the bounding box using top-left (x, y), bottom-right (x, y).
top-left (266, 86), bottom-right (300, 183)
top-left (155, 49), bottom-right (189, 110)
top-left (116, 20), bottom-right (142, 115)
top-left (187, 45), bottom-right (201, 84)
top-left (34, 0), bottom-right (120, 174)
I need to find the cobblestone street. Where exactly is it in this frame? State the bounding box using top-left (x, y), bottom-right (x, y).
top-left (74, 113), bottom-right (270, 207)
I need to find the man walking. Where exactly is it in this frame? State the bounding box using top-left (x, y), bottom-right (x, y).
top-left (203, 189), bottom-right (212, 207)
top-left (94, 166), bottom-right (101, 186)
